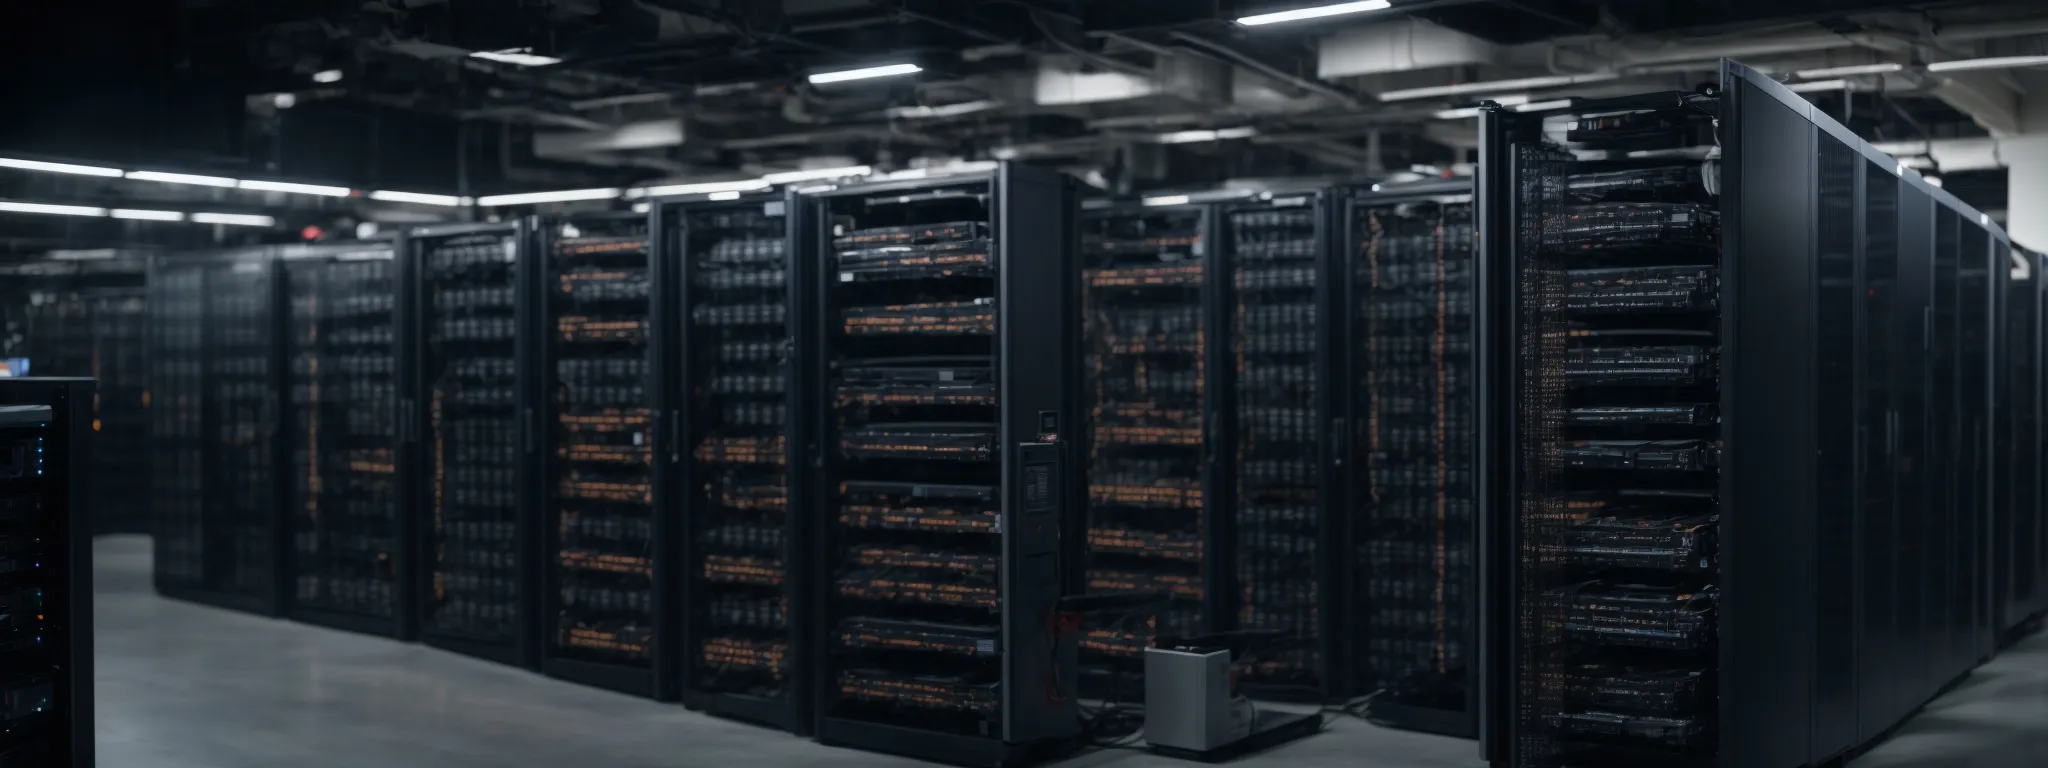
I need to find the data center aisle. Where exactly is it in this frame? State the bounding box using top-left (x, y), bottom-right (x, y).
top-left (91, 534), bottom-right (2043, 767)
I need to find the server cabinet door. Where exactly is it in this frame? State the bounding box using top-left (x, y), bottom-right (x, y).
top-left (1224, 197), bottom-right (1334, 701)
top-left (412, 225), bottom-right (538, 669)
top-left (1076, 202), bottom-right (1214, 698)
top-left (282, 248), bottom-right (410, 639)
top-left (536, 213), bottom-right (664, 697)
top-left (149, 259), bottom-right (210, 595)
top-left (204, 254), bottom-right (286, 616)
top-left (672, 195), bottom-right (801, 723)
top-left (1346, 187), bottom-right (1478, 736)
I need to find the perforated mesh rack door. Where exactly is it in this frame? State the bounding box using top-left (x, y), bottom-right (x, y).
top-left (1227, 198), bottom-right (1330, 697)
top-left (414, 226), bottom-right (535, 666)
top-left (539, 213), bottom-right (663, 696)
top-left (1078, 204), bottom-right (1213, 690)
top-left (149, 260), bottom-right (207, 590)
top-left (1347, 188), bottom-right (1475, 731)
top-left (147, 252), bottom-right (285, 615)
top-left (25, 281), bottom-right (151, 534)
top-left (674, 195), bottom-right (801, 723)
top-left (808, 167), bottom-right (1079, 766)
top-left (284, 247), bottom-right (408, 637)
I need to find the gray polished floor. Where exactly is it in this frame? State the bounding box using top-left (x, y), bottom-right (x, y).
top-left (95, 535), bottom-right (2045, 767)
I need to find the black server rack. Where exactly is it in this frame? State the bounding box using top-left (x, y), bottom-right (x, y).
top-left (0, 379), bottom-right (93, 767)
top-left (147, 251), bottom-right (288, 617)
top-left (534, 212), bottom-right (670, 697)
top-left (2001, 246), bottom-right (2048, 637)
top-left (661, 192), bottom-right (806, 727)
top-left (1477, 61), bottom-right (2010, 768)
top-left (807, 165), bottom-right (1082, 767)
top-left (1340, 178), bottom-right (1478, 736)
top-left (404, 223), bottom-right (543, 669)
top-left (280, 243), bottom-right (415, 640)
top-left (1220, 191), bottom-right (1342, 700)
top-left (23, 286), bottom-right (150, 535)
top-left (1075, 199), bottom-right (1227, 699)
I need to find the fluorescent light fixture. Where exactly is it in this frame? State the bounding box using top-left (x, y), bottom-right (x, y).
top-left (474, 188), bottom-right (621, 207)
top-left (885, 100), bottom-right (1000, 119)
top-left (1787, 79), bottom-right (1850, 93)
top-left (0, 201), bottom-right (106, 217)
top-left (190, 212), bottom-right (276, 227)
top-left (1434, 107), bottom-right (1482, 120)
top-left (470, 48), bottom-right (562, 67)
top-left (127, 170), bottom-right (238, 188)
top-left (239, 179), bottom-right (352, 197)
top-left (312, 69), bottom-right (343, 83)
top-left (1154, 127), bottom-right (1260, 144)
top-left (47, 250), bottom-right (119, 261)
top-left (708, 191), bottom-right (743, 201)
top-left (1514, 99), bottom-right (1575, 112)
top-left (110, 209), bottom-right (185, 221)
top-left (1379, 73), bottom-right (1618, 102)
top-left (1237, 0), bottom-right (1392, 26)
top-left (630, 179), bottom-right (770, 198)
top-left (630, 202), bottom-right (651, 214)
top-left (1927, 55), bottom-right (2048, 73)
top-left (1142, 195), bottom-right (1192, 207)
top-left (272, 93), bottom-right (297, 109)
top-left (872, 161), bottom-right (1003, 182)
top-left (1794, 62), bottom-right (1903, 78)
top-left (368, 190), bottom-right (465, 206)
top-left (0, 157), bottom-right (124, 177)
top-left (759, 165), bottom-right (872, 184)
top-left (808, 63), bottom-right (922, 85)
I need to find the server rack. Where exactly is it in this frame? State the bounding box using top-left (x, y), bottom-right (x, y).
top-left (17, 260), bottom-right (151, 536)
top-left (2002, 246), bottom-right (2048, 638)
top-left (404, 223), bottom-right (543, 669)
top-left (662, 191), bottom-right (806, 727)
top-left (1340, 178), bottom-right (1479, 736)
top-left (1075, 199), bottom-right (1229, 699)
top-left (280, 243), bottom-right (416, 640)
top-left (147, 250), bottom-right (288, 617)
top-left (1219, 190), bottom-right (1343, 701)
top-left (0, 378), bottom-right (93, 767)
top-left (532, 211), bottom-right (671, 697)
top-left (1477, 61), bottom-right (2010, 768)
top-left (807, 165), bottom-right (1083, 767)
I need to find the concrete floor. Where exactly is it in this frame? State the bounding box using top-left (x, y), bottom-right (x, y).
top-left (95, 535), bottom-right (2047, 767)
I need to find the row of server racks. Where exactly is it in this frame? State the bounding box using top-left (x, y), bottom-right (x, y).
top-left (1473, 60), bottom-right (2048, 768)
top-left (144, 165), bottom-right (1091, 766)
top-left (136, 167), bottom-right (1491, 762)
top-left (13, 260), bottom-right (151, 535)
top-left (140, 162), bottom-right (1495, 763)
top-left (1074, 183), bottom-right (1481, 738)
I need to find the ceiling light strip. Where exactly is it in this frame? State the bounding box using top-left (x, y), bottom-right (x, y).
top-left (126, 170), bottom-right (239, 188)
top-left (474, 188), bottom-right (622, 207)
top-left (0, 158), bottom-right (124, 178)
top-left (808, 64), bottom-right (922, 85)
top-left (1237, 1), bottom-right (1393, 26)
top-left (1926, 55), bottom-right (2048, 73)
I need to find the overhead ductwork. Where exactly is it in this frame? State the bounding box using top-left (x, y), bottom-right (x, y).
top-left (1317, 19), bottom-right (1498, 79)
